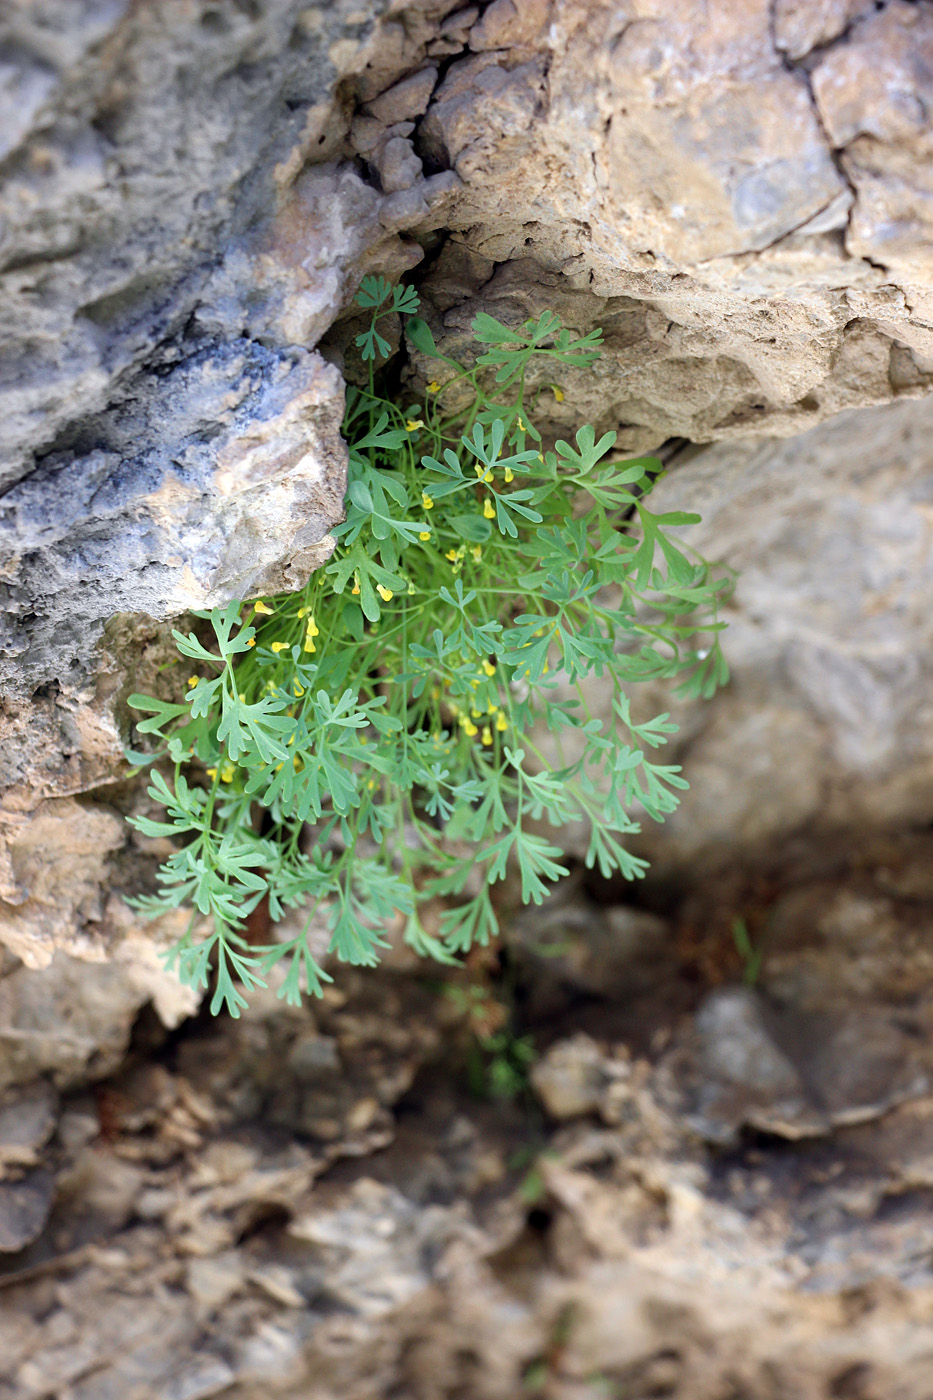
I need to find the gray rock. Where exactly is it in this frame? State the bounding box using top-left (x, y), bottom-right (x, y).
top-left (0, 1168), bottom-right (54, 1252)
top-left (364, 64), bottom-right (437, 124)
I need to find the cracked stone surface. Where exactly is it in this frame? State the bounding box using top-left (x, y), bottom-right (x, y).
top-left (2, 838), bottom-right (933, 1395)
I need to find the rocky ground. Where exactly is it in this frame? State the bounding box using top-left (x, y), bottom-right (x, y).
top-left (3, 824), bottom-right (933, 1400)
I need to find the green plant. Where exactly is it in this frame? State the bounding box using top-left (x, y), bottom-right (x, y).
top-left (126, 277), bottom-right (730, 1015)
top-left (731, 916), bottom-right (764, 986)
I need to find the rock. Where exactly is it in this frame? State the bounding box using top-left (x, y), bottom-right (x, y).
top-left (364, 64), bottom-right (437, 124)
top-left (375, 135), bottom-right (423, 192)
top-left (531, 1033), bottom-right (609, 1120)
top-left (0, 1168), bottom-right (55, 1253)
top-left (657, 986), bottom-right (827, 1144)
top-left (0, 1080), bottom-right (57, 1168)
top-left (412, 0), bottom-right (933, 450)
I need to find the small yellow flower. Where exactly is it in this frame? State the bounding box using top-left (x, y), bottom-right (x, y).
top-left (481, 725), bottom-right (493, 746)
top-left (463, 719), bottom-right (478, 737)
top-left (239, 692), bottom-right (246, 703)
top-left (376, 584), bottom-right (393, 602)
top-left (297, 605), bottom-right (309, 617)
top-left (517, 415), bottom-right (526, 432)
top-left (305, 615), bottom-right (319, 638)
top-left (367, 777), bottom-right (377, 790)
top-left (446, 548), bottom-right (458, 562)
top-left (551, 385), bottom-right (564, 402)
top-left (419, 530), bottom-right (431, 541)
top-left (405, 418), bottom-right (425, 432)
top-left (471, 545), bottom-right (482, 562)
top-left (422, 492), bottom-right (434, 510)
top-left (304, 636), bottom-right (316, 654)
top-left (270, 641), bottom-right (290, 653)
top-left (496, 711), bottom-right (508, 732)
top-left (220, 763), bottom-right (235, 783)
top-left (206, 767), bottom-right (217, 779)
top-left (483, 498), bottom-right (495, 519)
top-left (351, 580), bottom-right (360, 596)
top-left (252, 600), bottom-right (274, 615)
top-left (187, 675), bottom-right (198, 688)
top-left (293, 755), bottom-right (303, 771)
top-left (427, 381), bottom-right (441, 393)
top-left (504, 466), bottom-right (514, 483)
top-left (293, 681), bottom-right (304, 697)
top-left (474, 465), bottom-right (493, 483)
top-left (246, 638), bottom-right (256, 647)
top-left (482, 659), bottom-right (496, 676)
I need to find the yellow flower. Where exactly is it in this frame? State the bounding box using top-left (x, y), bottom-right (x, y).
top-left (474, 465), bottom-right (493, 483)
top-left (405, 418), bottom-right (425, 432)
top-left (427, 381), bottom-right (441, 393)
top-left (463, 719), bottom-right (478, 737)
top-left (496, 711), bottom-right (508, 732)
top-left (471, 545), bottom-right (482, 562)
top-left (482, 659), bottom-right (496, 676)
top-left (419, 530), bottom-right (431, 541)
top-left (504, 466), bottom-right (514, 483)
top-left (483, 498), bottom-right (495, 519)
top-left (270, 641), bottom-right (290, 653)
top-left (246, 638), bottom-right (256, 647)
top-left (445, 549), bottom-right (458, 562)
top-left (206, 767), bottom-right (217, 779)
top-left (481, 725), bottom-right (493, 746)
top-left (293, 681), bottom-right (304, 697)
top-left (303, 615), bottom-right (319, 652)
top-left (376, 584), bottom-right (393, 601)
top-left (551, 385), bottom-right (564, 402)
top-left (303, 636), bottom-right (316, 654)
top-left (220, 763), bottom-right (235, 783)
top-left (252, 600), bottom-right (274, 615)
top-left (187, 675), bottom-right (198, 688)
top-left (422, 492), bottom-right (434, 510)
top-left (517, 415), bottom-right (526, 432)
top-left (293, 755), bottom-right (303, 771)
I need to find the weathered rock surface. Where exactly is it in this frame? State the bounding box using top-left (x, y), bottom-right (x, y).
top-left (3, 868), bottom-right (933, 1397)
top-left (410, 0), bottom-right (933, 452)
top-left (634, 393), bottom-right (933, 872)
